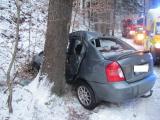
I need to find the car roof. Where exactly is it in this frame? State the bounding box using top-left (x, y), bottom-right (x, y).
top-left (70, 31), bottom-right (102, 41)
top-left (69, 31), bottom-right (126, 43)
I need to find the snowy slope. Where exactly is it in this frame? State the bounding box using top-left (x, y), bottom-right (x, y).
top-left (0, 0), bottom-right (48, 81)
top-left (0, 68), bottom-right (160, 120)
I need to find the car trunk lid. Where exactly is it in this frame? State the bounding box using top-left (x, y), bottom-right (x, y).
top-left (104, 50), bottom-right (153, 83)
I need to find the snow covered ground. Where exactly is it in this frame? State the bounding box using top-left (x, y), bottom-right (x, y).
top-left (0, 67), bottom-right (160, 120)
top-left (0, 1), bottom-right (160, 120)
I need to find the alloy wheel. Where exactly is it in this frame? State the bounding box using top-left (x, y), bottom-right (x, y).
top-left (77, 85), bottom-right (92, 106)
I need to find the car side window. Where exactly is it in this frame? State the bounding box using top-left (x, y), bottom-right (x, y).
top-left (68, 35), bottom-right (85, 56)
top-left (67, 37), bottom-right (76, 55)
top-left (91, 39), bottom-right (101, 47)
top-left (95, 39), bottom-right (101, 47)
top-left (75, 39), bottom-right (83, 55)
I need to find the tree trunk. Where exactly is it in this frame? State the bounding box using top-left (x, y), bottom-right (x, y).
top-left (6, 0), bottom-right (21, 113)
top-left (41, 0), bottom-right (73, 96)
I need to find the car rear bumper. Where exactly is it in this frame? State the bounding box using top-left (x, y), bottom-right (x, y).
top-left (89, 73), bottom-right (156, 103)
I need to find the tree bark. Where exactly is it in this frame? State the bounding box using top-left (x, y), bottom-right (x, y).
top-left (41, 0), bottom-right (73, 96)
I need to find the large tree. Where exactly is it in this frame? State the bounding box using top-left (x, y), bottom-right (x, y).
top-left (41, 0), bottom-right (73, 96)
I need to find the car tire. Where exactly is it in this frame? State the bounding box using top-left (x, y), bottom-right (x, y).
top-left (76, 82), bottom-right (97, 110)
top-left (150, 47), bottom-right (158, 65)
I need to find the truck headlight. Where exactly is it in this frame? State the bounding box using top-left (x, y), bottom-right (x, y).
top-left (137, 34), bottom-right (145, 40)
top-left (155, 43), bottom-right (160, 48)
top-left (129, 30), bottom-right (135, 35)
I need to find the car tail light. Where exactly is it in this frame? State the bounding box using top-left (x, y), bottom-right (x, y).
top-left (105, 62), bottom-right (125, 83)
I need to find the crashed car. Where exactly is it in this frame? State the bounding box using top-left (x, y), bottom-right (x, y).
top-left (32, 31), bottom-right (156, 110)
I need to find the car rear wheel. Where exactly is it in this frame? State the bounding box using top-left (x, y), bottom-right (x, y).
top-left (76, 82), bottom-right (97, 110)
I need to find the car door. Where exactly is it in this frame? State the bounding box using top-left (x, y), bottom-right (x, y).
top-left (66, 35), bottom-right (86, 83)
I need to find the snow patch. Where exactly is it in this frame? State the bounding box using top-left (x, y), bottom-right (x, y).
top-left (25, 74), bottom-right (51, 105)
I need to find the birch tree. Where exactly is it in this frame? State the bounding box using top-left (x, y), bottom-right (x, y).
top-left (6, 0), bottom-right (22, 113)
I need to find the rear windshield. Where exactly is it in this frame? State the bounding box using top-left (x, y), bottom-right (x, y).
top-left (91, 38), bottom-right (134, 58)
top-left (137, 18), bottom-right (143, 25)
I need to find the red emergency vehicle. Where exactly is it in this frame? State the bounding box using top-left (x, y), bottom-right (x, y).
top-left (122, 17), bottom-right (144, 38)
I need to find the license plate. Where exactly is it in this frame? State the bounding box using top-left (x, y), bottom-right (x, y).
top-left (134, 64), bottom-right (149, 73)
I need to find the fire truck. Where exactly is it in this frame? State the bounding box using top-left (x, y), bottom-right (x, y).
top-left (122, 17), bottom-right (144, 38)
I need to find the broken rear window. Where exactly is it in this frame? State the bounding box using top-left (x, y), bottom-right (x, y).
top-left (91, 38), bottom-right (134, 58)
